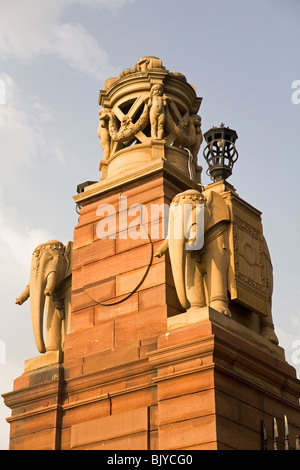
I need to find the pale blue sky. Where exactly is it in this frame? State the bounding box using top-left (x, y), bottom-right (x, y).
top-left (0, 0), bottom-right (299, 449)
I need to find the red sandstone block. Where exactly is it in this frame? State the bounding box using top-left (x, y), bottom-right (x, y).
top-left (62, 397), bottom-right (111, 427)
top-left (111, 389), bottom-right (156, 417)
top-left (114, 199), bottom-right (167, 244)
top-left (157, 390), bottom-right (216, 426)
top-left (60, 426), bottom-right (71, 450)
top-left (156, 369), bottom-right (215, 401)
top-left (138, 284), bottom-right (166, 311)
top-left (214, 369), bottom-right (263, 410)
top-left (84, 278), bottom-right (116, 304)
top-left (157, 320), bottom-right (214, 349)
top-left (150, 405), bottom-right (158, 431)
top-left (139, 335), bottom-right (159, 358)
top-left (77, 175), bottom-right (165, 232)
top-left (70, 406), bottom-right (148, 449)
top-left (10, 428), bottom-right (59, 450)
top-left (71, 277), bottom-right (116, 307)
top-left (116, 175), bottom-right (164, 204)
top-left (71, 306), bottom-right (94, 333)
top-left (71, 269), bottom-right (84, 292)
top-left (74, 432), bottom-right (149, 450)
top-left (73, 223), bottom-right (94, 249)
top-left (158, 415), bottom-right (217, 450)
top-left (140, 336), bottom-right (159, 346)
top-left (115, 227), bottom-right (152, 254)
top-left (73, 243), bottom-right (155, 290)
top-left (150, 430), bottom-right (158, 450)
top-left (119, 370), bottom-right (154, 391)
top-left (112, 205), bottom-right (167, 251)
top-left (215, 389), bottom-right (255, 428)
top-left (181, 442), bottom-right (218, 450)
top-left (125, 184), bottom-right (164, 208)
top-left (216, 415), bottom-right (261, 450)
top-left (9, 409), bottom-right (60, 440)
top-left (64, 321), bottom-right (114, 363)
top-left (13, 374), bottom-right (31, 390)
top-left (94, 292), bottom-right (139, 323)
top-left (122, 175), bottom-right (164, 201)
top-left (140, 341), bottom-right (158, 358)
top-left (116, 262), bottom-right (165, 297)
top-left (12, 364), bottom-right (62, 392)
top-left (114, 305), bottom-right (167, 347)
top-left (71, 289), bottom-right (96, 313)
top-left (63, 361), bottom-right (83, 379)
top-left (79, 195), bottom-right (121, 226)
top-left (82, 342), bottom-right (141, 374)
top-left (72, 237), bottom-right (115, 269)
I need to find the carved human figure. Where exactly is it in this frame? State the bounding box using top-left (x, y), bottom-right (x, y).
top-left (97, 108), bottom-right (111, 163)
top-left (148, 84), bottom-right (167, 140)
top-left (190, 114), bottom-right (203, 162)
top-left (155, 189), bottom-right (231, 315)
top-left (16, 240), bottom-right (72, 354)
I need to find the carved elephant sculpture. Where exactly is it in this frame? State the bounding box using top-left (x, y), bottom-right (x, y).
top-left (16, 240), bottom-right (72, 354)
top-left (155, 189), bottom-right (232, 315)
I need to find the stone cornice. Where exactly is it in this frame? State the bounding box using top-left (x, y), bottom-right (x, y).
top-left (73, 159), bottom-right (201, 205)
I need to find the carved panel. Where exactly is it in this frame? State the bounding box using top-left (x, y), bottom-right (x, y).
top-left (226, 194), bottom-right (270, 316)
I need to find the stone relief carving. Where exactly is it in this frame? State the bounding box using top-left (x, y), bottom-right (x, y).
top-left (15, 240), bottom-right (72, 354)
top-left (165, 101), bottom-right (203, 161)
top-left (97, 57), bottom-right (203, 177)
top-left (230, 214), bottom-right (278, 343)
top-left (108, 100), bottom-right (149, 143)
top-left (97, 89), bottom-right (203, 162)
top-left (97, 98), bottom-right (150, 161)
top-left (97, 108), bottom-right (111, 163)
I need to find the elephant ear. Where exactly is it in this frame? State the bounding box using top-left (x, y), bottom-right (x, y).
top-left (64, 241), bottom-right (73, 278)
top-left (203, 190), bottom-right (230, 231)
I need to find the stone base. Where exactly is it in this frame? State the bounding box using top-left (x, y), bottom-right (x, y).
top-left (4, 312), bottom-right (300, 450)
top-left (24, 350), bottom-right (63, 372)
top-left (167, 306), bottom-right (285, 360)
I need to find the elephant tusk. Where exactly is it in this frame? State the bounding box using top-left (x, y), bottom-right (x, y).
top-left (44, 271), bottom-right (57, 296)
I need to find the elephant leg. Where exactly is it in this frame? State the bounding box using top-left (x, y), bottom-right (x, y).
top-left (206, 237), bottom-right (231, 316)
top-left (45, 296), bottom-right (63, 351)
top-left (185, 253), bottom-right (206, 308)
top-left (260, 313), bottom-right (279, 345)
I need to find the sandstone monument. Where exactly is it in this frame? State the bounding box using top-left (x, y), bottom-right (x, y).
top-left (3, 57), bottom-right (300, 450)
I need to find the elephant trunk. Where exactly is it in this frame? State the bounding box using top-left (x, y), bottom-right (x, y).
top-left (29, 271), bottom-right (46, 354)
top-left (29, 270), bottom-right (57, 353)
top-left (169, 236), bottom-right (190, 310)
top-left (168, 204), bottom-right (190, 310)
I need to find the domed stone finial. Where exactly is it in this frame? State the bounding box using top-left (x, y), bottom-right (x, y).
top-left (97, 57), bottom-right (203, 183)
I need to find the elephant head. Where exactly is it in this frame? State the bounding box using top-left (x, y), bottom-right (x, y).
top-left (16, 240), bottom-right (72, 353)
top-left (155, 188), bottom-right (231, 314)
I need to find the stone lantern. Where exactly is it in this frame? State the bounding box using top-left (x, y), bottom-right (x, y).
top-left (203, 123), bottom-right (238, 182)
